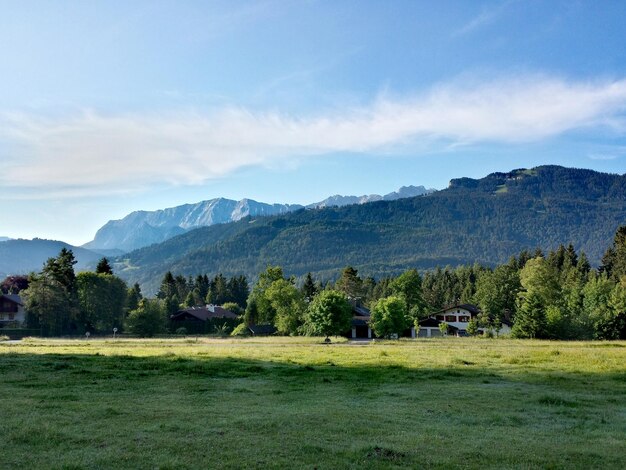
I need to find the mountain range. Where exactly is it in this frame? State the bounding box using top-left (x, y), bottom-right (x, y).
top-left (83, 185), bottom-right (434, 252)
top-left (4, 166), bottom-right (626, 294)
top-left (114, 165), bottom-right (626, 294)
top-left (0, 238), bottom-right (102, 279)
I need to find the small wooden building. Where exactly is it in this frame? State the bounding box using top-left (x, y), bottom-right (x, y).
top-left (0, 294), bottom-right (26, 327)
top-left (248, 324), bottom-right (277, 336)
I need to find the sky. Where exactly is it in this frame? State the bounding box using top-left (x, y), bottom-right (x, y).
top-left (2, 0), bottom-right (626, 245)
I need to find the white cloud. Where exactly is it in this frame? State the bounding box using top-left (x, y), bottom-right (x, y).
top-left (2, 75), bottom-right (626, 197)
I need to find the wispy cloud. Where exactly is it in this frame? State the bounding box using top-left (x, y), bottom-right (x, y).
top-left (454, 0), bottom-right (516, 37)
top-left (2, 75), bottom-right (626, 198)
top-left (588, 146), bottom-right (626, 161)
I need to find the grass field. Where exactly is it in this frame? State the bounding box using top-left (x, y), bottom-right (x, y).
top-left (1, 337), bottom-right (625, 469)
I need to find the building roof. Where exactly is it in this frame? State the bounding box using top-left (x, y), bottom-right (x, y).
top-left (171, 305), bottom-right (238, 322)
top-left (418, 316), bottom-right (459, 332)
top-left (418, 317), bottom-right (441, 327)
top-left (1, 294), bottom-right (23, 306)
top-left (351, 315), bottom-right (370, 327)
top-left (248, 324), bottom-right (277, 335)
top-left (353, 305), bottom-right (370, 316)
top-left (430, 303), bottom-right (481, 317)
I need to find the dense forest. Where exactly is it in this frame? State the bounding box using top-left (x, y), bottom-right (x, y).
top-left (116, 166), bottom-right (626, 294)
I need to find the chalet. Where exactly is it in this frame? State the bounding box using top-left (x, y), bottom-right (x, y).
top-left (418, 303), bottom-right (512, 337)
top-left (0, 294), bottom-right (26, 327)
top-left (171, 304), bottom-right (238, 322)
top-left (170, 304), bottom-right (239, 334)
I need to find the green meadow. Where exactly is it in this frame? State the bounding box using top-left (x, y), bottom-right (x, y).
top-left (1, 337), bottom-right (625, 469)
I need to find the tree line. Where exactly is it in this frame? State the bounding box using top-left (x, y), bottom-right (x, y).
top-left (6, 225), bottom-right (626, 339)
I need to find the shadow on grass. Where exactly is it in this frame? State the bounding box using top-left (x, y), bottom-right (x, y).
top-left (1, 349), bottom-right (626, 382)
top-left (1, 352), bottom-right (625, 469)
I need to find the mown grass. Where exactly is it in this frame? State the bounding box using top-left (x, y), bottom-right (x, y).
top-left (1, 337), bottom-right (625, 469)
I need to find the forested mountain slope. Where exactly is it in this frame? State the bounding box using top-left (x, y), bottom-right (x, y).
top-left (117, 166), bottom-right (626, 294)
top-left (85, 186), bottom-right (434, 252)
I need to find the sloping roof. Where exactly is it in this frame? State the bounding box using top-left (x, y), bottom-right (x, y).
top-left (351, 315), bottom-right (370, 327)
top-left (430, 303), bottom-right (480, 317)
top-left (353, 305), bottom-right (370, 316)
top-left (418, 317), bottom-right (441, 327)
top-left (417, 316), bottom-right (459, 332)
top-left (350, 304), bottom-right (371, 326)
top-left (248, 324), bottom-right (277, 335)
top-left (1, 294), bottom-right (23, 306)
top-left (171, 305), bottom-right (238, 322)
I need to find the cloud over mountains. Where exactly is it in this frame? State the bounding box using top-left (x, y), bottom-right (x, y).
top-left (3, 75), bottom-right (626, 198)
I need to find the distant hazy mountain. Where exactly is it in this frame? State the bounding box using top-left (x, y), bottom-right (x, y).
top-left (84, 198), bottom-right (304, 252)
top-left (85, 185), bottom-right (434, 252)
top-left (0, 239), bottom-right (102, 278)
top-left (0, 237), bottom-right (11, 242)
top-left (307, 185), bottom-right (435, 208)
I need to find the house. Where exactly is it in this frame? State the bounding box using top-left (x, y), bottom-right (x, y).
top-left (0, 294), bottom-right (26, 327)
top-left (171, 304), bottom-right (238, 322)
top-left (418, 303), bottom-right (512, 337)
top-left (170, 304), bottom-right (239, 333)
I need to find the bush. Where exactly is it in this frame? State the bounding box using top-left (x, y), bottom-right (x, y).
top-left (0, 329), bottom-right (41, 340)
top-left (0, 335), bottom-right (9, 342)
top-left (175, 327), bottom-right (188, 336)
top-left (125, 299), bottom-right (166, 337)
top-left (214, 323), bottom-right (231, 337)
top-left (230, 323), bottom-right (250, 337)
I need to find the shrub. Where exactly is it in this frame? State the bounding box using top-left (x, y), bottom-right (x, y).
top-left (214, 323), bottom-right (231, 337)
top-left (230, 323), bottom-right (250, 337)
top-left (125, 299), bottom-right (166, 337)
top-left (0, 335), bottom-right (9, 342)
top-left (175, 327), bottom-right (188, 336)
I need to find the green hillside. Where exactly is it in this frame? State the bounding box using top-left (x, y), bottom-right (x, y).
top-left (117, 166), bottom-right (626, 294)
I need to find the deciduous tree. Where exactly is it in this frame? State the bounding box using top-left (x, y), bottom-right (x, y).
top-left (370, 296), bottom-right (409, 338)
top-left (305, 290), bottom-right (352, 339)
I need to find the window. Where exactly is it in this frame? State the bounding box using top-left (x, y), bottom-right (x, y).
top-left (436, 315), bottom-right (445, 321)
top-left (9, 313), bottom-right (15, 320)
top-left (459, 316), bottom-right (470, 322)
top-left (445, 315), bottom-right (457, 322)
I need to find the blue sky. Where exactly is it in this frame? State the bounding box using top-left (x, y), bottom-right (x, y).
top-left (2, 0), bottom-right (626, 245)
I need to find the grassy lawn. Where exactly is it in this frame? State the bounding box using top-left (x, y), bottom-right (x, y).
top-left (1, 337), bottom-right (625, 469)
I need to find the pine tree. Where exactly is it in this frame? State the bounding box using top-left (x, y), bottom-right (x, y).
top-left (126, 283), bottom-right (143, 312)
top-left (95, 257), bottom-right (113, 275)
top-left (301, 272), bottom-right (318, 302)
top-left (335, 266), bottom-right (363, 300)
top-left (512, 291), bottom-right (547, 339)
